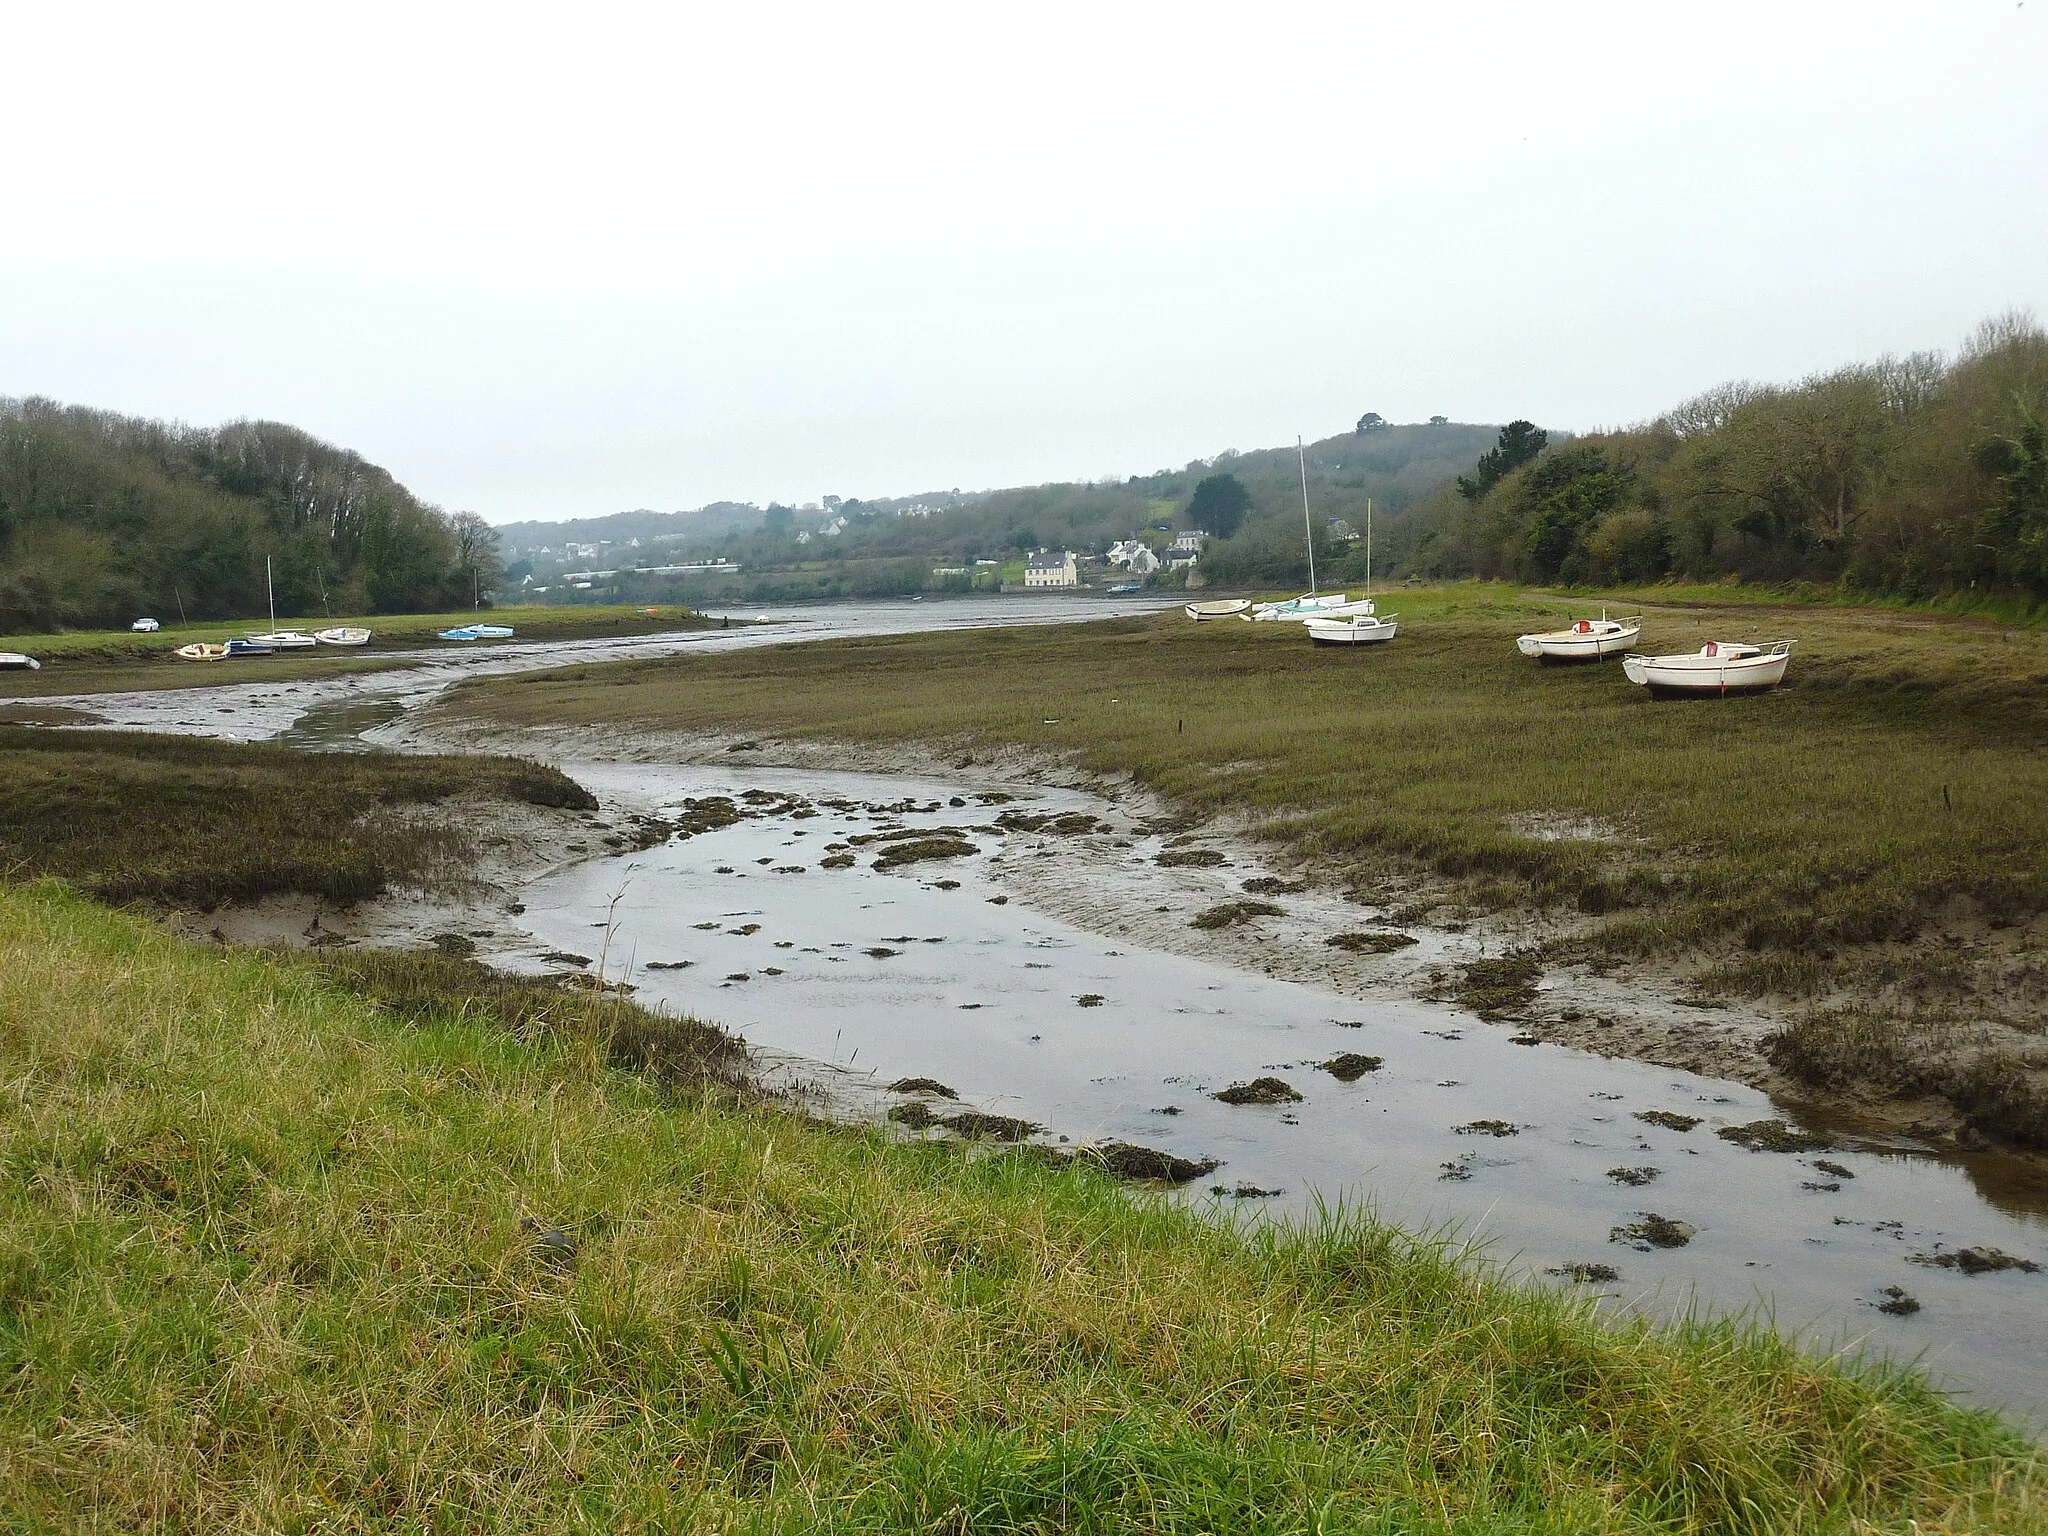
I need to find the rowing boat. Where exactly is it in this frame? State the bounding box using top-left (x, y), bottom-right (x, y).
top-left (315, 626), bottom-right (372, 647)
top-left (1305, 613), bottom-right (1399, 647)
top-left (1184, 600), bottom-right (1251, 621)
top-left (175, 643), bottom-right (229, 661)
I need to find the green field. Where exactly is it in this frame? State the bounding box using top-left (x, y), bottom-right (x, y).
top-left (439, 583), bottom-right (2048, 1147)
top-left (0, 603), bottom-right (716, 698)
top-left (1, 880), bottom-right (2039, 1531)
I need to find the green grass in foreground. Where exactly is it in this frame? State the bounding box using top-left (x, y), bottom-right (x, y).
top-left (0, 603), bottom-right (716, 698)
top-left (441, 582), bottom-right (2048, 1146)
top-left (0, 882), bottom-right (2039, 1532)
top-left (0, 726), bottom-right (595, 907)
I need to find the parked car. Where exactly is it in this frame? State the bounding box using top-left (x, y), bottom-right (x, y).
top-left (131, 617), bottom-right (160, 633)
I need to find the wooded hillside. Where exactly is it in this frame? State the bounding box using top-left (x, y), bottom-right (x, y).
top-left (1390, 314), bottom-right (2048, 604)
top-left (0, 400), bottom-right (498, 632)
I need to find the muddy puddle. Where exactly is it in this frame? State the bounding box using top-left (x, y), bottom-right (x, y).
top-left (510, 761), bottom-right (2048, 1425)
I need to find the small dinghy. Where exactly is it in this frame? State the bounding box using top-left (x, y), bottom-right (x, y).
top-left (174, 643), bottom-right (228, 661)
top-left (1623, 640), bottom-right (1794, 697)
top-left (224, 637), bottom-right (274, 657)
top-left (438, 623), bottom-right (516, 640)
top-left (246, 630), bottom-right (318, 650)
top-left (1305, 613), bottom-right (1399, 646)
top-left (1517, 614), bottom-right (1641, 662)
top-left (315, 626), bottom-right (372, 647)
top-left (0, 651), bottom-right (41, 671)
top-left (1184, 599), bottom-right (1252, 621)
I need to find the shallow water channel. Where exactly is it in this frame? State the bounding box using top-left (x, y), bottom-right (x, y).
top-left (517, 761), bottom-right (2048, 1426)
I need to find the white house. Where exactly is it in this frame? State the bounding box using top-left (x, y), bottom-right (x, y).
top-left (1164, 547), bottom-right (1200, 571)
top-left (1171, 531), bottom-right (1205, 553)
top-left (1023, 550), bottom-right (1079, 588)
top-left (1107, 539), bottom-right (1161, 575)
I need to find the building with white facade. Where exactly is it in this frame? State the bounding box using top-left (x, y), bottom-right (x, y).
top-left (1023, 550), bottom-right (1080, 588)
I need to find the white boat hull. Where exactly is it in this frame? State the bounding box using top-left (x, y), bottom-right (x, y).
top-left (1623, 644), bottom-right (1792, 696)
top-left (1185, 600), bottom-right (1251, 621)
top-left (246, 631), bottom-right (318, 650)
top-left (1305, 615), bottom-right (1398, 646)
top-left (0, 652), bottom-right (41, 671)
top-left (315, 627), bottom-right (372, 647)
top-left (1256, 596), bottom-right (1376, 622)
top-left (1516, 621), bottom-right (1639, 661)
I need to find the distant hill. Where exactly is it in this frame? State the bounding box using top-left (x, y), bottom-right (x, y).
top-left (500, 421), bottom-right (1507, 599)
top-left (0, 399), bottom-right (496, 632)
top-left (495, 503), bottom-right (768, 557)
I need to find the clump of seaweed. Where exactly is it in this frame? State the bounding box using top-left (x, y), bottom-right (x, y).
top-left (1611, 1214), bottom-right (1696, 1250)
top-left (1213, 1077), bottom-right (1302, 1106)
top-left (1633, 1110), bottom-right (1701, 1132)
top-left (1716, 1120), bottom-right (1835, 1154)
top-left (1326, 931), bottom-right (1420, 954)
top-left (1190, 901), bottom-right (1285, 930)
top-left (1319, 1053), bottom-right (1383, 1082)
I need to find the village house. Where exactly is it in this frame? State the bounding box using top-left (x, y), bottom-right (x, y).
top-left (1023, 550), bottom-right (1079, 588)
top-left (1171, 531), bottom-right (1206, 553)
top-left (1106, 539), bottom-right (1161, 575)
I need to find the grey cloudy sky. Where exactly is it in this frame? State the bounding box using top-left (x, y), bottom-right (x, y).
top-left (3, 1), bottom-right (2043, 522)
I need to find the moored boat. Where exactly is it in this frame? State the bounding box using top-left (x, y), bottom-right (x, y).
top-left (1516, 615), bottom-right (1641, 662)
top-left (1184, 599), bottom-right (1252, 621)
top-left (1305, 613), bottom-right (1398, 647)
top-left (1251, 593), bottom-right (1361, 621)
top-left (1622, 640), bottom-right (1794, 697)
top-left (223, 637), bottom-right (274, 657)
top-left (0, 651), bottom-right (41, 671)
top-left (246, 630), bottom-right (318, 649)
top-left (315, 626), bottom-right (372, 647)
top-left (174, 643), bottom-right (229, 661)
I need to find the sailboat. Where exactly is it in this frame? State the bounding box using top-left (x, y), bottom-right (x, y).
top-left (246, 558), bottom-right (318, 648)
top-left (1304, 497), bottom-right (1398, 647)
top-left (1251, 439), bottom-right (1362, 620)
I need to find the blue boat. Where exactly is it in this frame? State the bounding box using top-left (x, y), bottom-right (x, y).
top-left (438, 624), bottom-right (516, 641)
top-left (223, 637), bottom-right (274, 657)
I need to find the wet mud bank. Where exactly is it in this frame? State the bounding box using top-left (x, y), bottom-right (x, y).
top-left (342, 724), bottom-right (2048, 1424)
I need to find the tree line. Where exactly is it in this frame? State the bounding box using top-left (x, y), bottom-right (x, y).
top-left (1386, 313), bottom-right (2048, 603)
top-left (0, 399), bottom-right (502, 632)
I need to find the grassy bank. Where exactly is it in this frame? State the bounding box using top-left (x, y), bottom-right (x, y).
top-left (438, 582), bottom-right (2048, 1146)
top-left (0, 882), bottom-right (2039, 1531)
top-left (0, 602), bottom-right (717, 699)
top-left (0, 726), bottom-right (595, 907)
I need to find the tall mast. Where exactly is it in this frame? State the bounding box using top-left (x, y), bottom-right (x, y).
top-left (267, 555), bottom-right (276, 633)
top-left (1297, 437), bottom-right (1316, 595)
top-left (1365, 498), bottom-right (1372, 598)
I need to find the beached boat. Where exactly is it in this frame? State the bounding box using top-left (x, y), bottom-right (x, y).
top-left (1623, 640), bottom-right (1794, 697)
top-left (0, 651), bottom-right (41, 671)
top-left (1517, 615), bottom-right (1641, 662)
top-left (438, 623), bottom-right (516, 640)
top-left (1184, 599), bottom-right (1252, 621)
top-left (315, 626), bottom-right (372, 647)
top-left (1305, 613), bottom-right (1399, 647)
top-left (174, 643), bottom-right (228, 661)
top-left (246, 630), bottom-right (318, 649)
top-left (223, 637), bottom-right (274, 657)
top-left (1251, 592), bottom-right (1358, 621)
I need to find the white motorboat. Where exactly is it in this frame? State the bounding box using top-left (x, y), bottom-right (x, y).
top-left (0, 651), bottom-right (41, 671)
top-left (315, 626), bottom-right (372, 647)
top-left (246, 630), bottom-right (318, 649)
top-left (1306, 613), bottom-right (1398, 647)
top-left (1622, 640), bottom-right (1794, 697)
top-left (1517, 614), bottom-right (1641, 662)
top-left (1251, 593), bottom-right (1359, 621)
top-left (1185, 599), bottom-right (1252, 621)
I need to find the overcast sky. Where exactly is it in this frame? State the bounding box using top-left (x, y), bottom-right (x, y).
top-left (3, 2), bottom-right (2043, 522)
